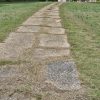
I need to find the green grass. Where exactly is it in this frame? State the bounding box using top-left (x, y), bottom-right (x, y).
top-left (60, 3), bottom-right (100, 100)
top-left (0, 60), bottom-right (27, 65)
top-left (0, 2), bottom-right (50, 42)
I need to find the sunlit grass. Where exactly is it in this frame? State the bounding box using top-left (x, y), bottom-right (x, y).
top-left (0, 2), bottom-right (50, 42)
top-left (60, 3), bottom-right (100, 100)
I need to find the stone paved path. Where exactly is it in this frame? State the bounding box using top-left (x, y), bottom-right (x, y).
top-left (0, 3), bottom-right (87, 100)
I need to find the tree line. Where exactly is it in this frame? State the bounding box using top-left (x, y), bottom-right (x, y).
top-left (0, 0), bottom-right (56, 2)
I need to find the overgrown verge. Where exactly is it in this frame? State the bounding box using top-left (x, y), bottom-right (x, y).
top-left (0, 2), bottom-right (50, 42)
top-left (60, 2), bottom-right (100, 100)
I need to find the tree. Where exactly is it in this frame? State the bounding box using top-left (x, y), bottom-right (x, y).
top-left (6, 0), bottom-right (11, 1)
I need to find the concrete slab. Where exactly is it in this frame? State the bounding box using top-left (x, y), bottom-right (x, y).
top-left (0, 65), bottom-right (24, 89)
top-left (45, 23), bottom-right (62, 28)
top-left (44, 10), bottom-right (59, 13)
top-left (39, 34), bottom-right (70, 48)
top-left (5, 32), bottom-right (35, 47)
top-left (17, 26), bottom-right (40, 33)
top-left (42, 27), bottom-right (65, 34)
top-left (47, 12), bottom-right (59, 16)
top-left (47, 15), bottom-right (60, 19)
top-left (45, 61), bottom-right (81, 90)
top-left (0, 65), bottom-right (21, 78)
top-left (33, 12), bottom-right (44, 17)
top-left (33, 48), bottom-right (70, 59)
top-left (0, 32), bottom-right (35, 60)
top-left (32, 15), bottom-right (60, 19)
top-left (22, 18), bottom-right (43, 26)
top-left (22, 18), bottom-right (61, 27)
top-left (44, 18), bottom-right (62, 27)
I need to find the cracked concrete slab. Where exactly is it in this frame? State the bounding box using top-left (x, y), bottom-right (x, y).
top-left (46, 12), bottom-right (59, 16)
top-left (43, 18), bottom-right (62, 27)
top-left (33, 15), bottom-right (61, 19)
top-left (23, 17), bottom-right (61, 27)
top-left (33, 48), bottom-right (70, 60)
top-left (38, 34), bottom-right (70, 48)
top-left (0, 32), bottom-right (35, 60)
top-left (22, 18), bottom-right (43, 26)
top-left (0, 33), bottom-right (35, 61)
top-left (17, 25), bottom-right (40, 33)
top-left (41, 27), bottom-right (65, 34)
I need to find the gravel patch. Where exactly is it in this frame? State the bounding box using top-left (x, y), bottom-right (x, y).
top-left (45, 61), bottom-right (81, 91)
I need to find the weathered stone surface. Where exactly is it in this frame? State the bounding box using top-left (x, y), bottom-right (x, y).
top-left (48, 18), bottom-right (61, 24)
top-left (46, 9), bottom-right (59, 12)
top-left (0, 93), bottom-right (30, 100)
top-left (5, 32), bottom-right (35, 47)
top-left (47, 12), bottom-right (59, 16)
top-left (22, 18), bottom-right (61, 27)
top-left (47, 15), bottom-right (60, 19)
top-left (22, 18), bottom-right (43, 26)
top-left (46, 23), bottom-right (61, 28)
top-left (44, 18), bottom-right (62, 27)
top-left (33, 12), bottom-right (44, 17)
top-left (0, 32), bottom-right (35, 60)
top-left (31, 98), bottom-right (37, 100)
top-left (17, 26), bottom-right (40, 33)
top-left (45, 61), bottom-right (81, 90)
top-left (33, 48), bottom-right (70, 59)
top-left (0, 65), bottom-right (23, 90)
top-left (39, 34), bottom-right (70, 48)
top-left (0, 65), bottom-right (20, 78)
top-left (42, 27), bottom-right (65, 34)
top-left (33, 15), bottom-right (60, 19)
top-left (53, 7), bottom-right (59, 11)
